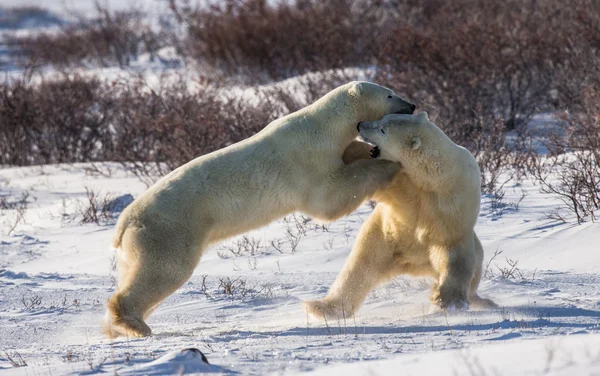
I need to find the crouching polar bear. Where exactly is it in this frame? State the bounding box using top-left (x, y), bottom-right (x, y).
top-left (305, 112), bottom-right (497, 320)
top-left (104, 81), bottom-right (415, 338)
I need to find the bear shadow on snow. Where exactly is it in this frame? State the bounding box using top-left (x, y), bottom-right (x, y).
top-left (208, 305), bottom-right (598, 340)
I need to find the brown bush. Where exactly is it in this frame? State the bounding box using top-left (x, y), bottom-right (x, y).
top-left (176, 0), bottom-right (384, 82)
top-left (363, 0), bottom-right (598, 195)
top-left (532, 89), bottom-right (600, 224)
top-left (108, 75), bottom-right (280, 181)
top-left (2, 0), bottom-right (599, 222)
top-left (376, 0), bottom-right (566, 129)
top-left (7, 3), bottom-right (162, 68)
top-left (0, 71), bottom-right (347, 180)
top-left (0, 75), bottom-right (115, 165)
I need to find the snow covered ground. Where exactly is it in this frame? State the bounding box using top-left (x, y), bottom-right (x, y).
top-left (0, 162), bottom-right (599, 375)
top-left (1, 1), bottom-right (600, 374)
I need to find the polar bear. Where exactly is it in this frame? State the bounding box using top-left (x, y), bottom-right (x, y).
top-left (305, 112), bottom-right (496, 320)
top-left (104, 82), bottom-right (415, 338)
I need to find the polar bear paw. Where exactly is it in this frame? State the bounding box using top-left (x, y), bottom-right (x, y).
top-left (366, 160), bottom-right (403, 187)
top-left (304, 300), bottom-right (351, 321)
top-left (430, 290), bottom-right (469, 313)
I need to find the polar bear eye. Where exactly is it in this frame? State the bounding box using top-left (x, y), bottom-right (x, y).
top-left (381, 129), bottom-right (386, 134)
top-left (387, 95), bottom-right (392, 99)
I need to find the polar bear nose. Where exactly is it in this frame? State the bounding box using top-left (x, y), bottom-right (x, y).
top-left (409, 104), bottom-right (416, 113)
top-left (357, 122), bottom-right (363, 131)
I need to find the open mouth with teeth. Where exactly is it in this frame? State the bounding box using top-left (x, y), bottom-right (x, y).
top-left (360, 137), bottom-right (381, 158)
top-left (369, 145), bottom-right (381, 158)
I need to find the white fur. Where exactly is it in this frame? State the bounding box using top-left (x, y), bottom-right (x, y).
top-left (104, 82), bottom-right (414, 338)
top-left (305, 112), bottom-right (497, 320)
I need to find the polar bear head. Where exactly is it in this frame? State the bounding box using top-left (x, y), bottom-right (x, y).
top-left (357, 112), bottom-right (480, 190)
top-left (347, 81), bottom-right (416, 122)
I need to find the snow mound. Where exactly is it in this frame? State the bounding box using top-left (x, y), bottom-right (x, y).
top-left (120, 348), bottom-right (229, 375)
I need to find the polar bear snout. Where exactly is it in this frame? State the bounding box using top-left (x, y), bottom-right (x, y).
top-left (389, 93), bottom-right (416, 115)
top-left (357, 120), bottom-right (380, 130)
top-left (395, 103), bottom-right (416, 114)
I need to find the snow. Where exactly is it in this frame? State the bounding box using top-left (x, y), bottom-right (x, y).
top-left (307, 334), bottom-right (600, 376)
top-left (1, 1), bottom-right (599, 374)
top-left (0, 162), bottom-right (599, 375)
top-left (0, 0), bottom-right (171, 19)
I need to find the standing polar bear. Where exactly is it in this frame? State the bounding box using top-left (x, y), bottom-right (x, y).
top-left (305, 112), bottom-right (496, 320)
top-left (105, 82), bottom-right (415, 338)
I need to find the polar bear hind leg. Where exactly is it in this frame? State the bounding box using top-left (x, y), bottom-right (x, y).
top-left (428, 239), bottom-right (476, 311)
top-left (104, 226), bottom-right (204, 338)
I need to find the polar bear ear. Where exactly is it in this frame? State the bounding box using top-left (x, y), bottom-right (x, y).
top-left (349, 82), bottom-right (363, 97)
top-left (411, 137), bottom-right (422, 150)
top-left (417, 112), bottom-right (429, 120)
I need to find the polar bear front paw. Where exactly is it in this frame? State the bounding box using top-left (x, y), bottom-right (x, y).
top-left (430, 290), bottom-right (469, 313)
top-left (304, 300), bottom-right (349, 321)
top-left (362, 160), bottom-right (402, 187)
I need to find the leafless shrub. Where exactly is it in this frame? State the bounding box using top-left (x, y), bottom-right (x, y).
top-left (86, 355), bottom-right (108, 372)
top-left (2, 1), bottom-right (598, 222)
top-left (368, 0), bottom-right (575, 193)
top-left (62, 351), bottom-right (80, 363)
top-left (496, 258), bottom-right (524, 280)
top-left (109, 253), bottom-right (117, 272)
top-left (284, 227), bottom-right (303, 253)
top-left (4, 351), bottom-right (27, 367)
top-left (0, 191), bottom-right (28, 210)
top-left (5, 206), bottom-right (26, 236)
top-left (77, 187), bottom-right (115, 225)
top-left (484, 250), bottom-right (537, 281)
top-left (323, 236), bottom-right (335, 251)
top-left (59, 198), bottom-right (72, 226)
top-left (217, 276), bottom-right (255, 300)
top-left (2, 191), bottom-right (29, 236)
top-left (532, 100), bottom-right (600, 224)
top-left (544, 210), bottom-right (567, 224)
top-left (486, 187), bottom-right (527, 218)
top-left (283, 214), bottom-right (310, 236)
top-left (21, 295), bottom-right (42, 311)
top-left (83, 163), bottom-right (114, 178)
top-left (269, 238), bottom-right (285, 253)
top-left (200, 274), bottom-right (210, 297)
top-left (0, 73), bottom-right (285, 179)
top-left (247, 257), bottom-right (258, 270)
top-left (111, 76), bottom-right (282, 184)
top-left (175, 0), bottom-right (381, 82)
top-left (0, 75), bottom-right (115, 166)
top-left (199, 276), bottom-right (278, 301)
top-left (377, 0), bottom-right (571, 131)
top-left (7, 2), bottom-right (162, 69)
top-left (224, 235), bottom-right (263, 257)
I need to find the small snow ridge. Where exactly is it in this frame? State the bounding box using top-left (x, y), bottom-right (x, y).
top-left (120, 348), bottom-right (229, 375)
top-left (104, 194), bottom-right (134, 214)
top-left (485, 332), bottom-right (522, 341)
top-left (0, 268), bottom-right (29, 279)
top-left (0, 6), bottom-right (63, 29)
